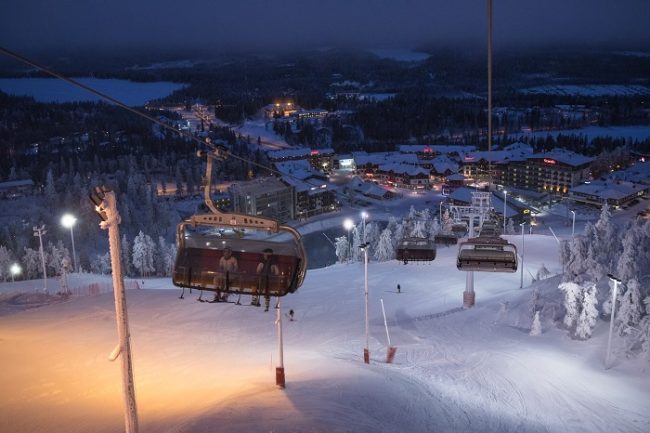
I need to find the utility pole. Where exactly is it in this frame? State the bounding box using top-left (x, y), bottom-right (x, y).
top-left (90, 187), bottom-right (139, 433)
top-left (33, 225), bottom-right (47, 293)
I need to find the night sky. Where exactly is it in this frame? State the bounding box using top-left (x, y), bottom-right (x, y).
top-left (1, 0), bottom-right (649, 53)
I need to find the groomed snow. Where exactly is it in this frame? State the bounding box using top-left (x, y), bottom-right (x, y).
top-left (1, 234), bottom-right (649, 433)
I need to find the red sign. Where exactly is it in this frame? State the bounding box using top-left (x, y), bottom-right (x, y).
top-left (423, 147), bottom-right (432, 153)
top-left (310, 150), bottom-right (320, 155)
top-left (543, 158), bottom-right (556, 165)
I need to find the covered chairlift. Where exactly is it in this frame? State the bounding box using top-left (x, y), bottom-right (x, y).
top-left (456, 233), bottom-right (518, 273)
top-left (172, 147), bottom-right (307, 298)
top-left (396, 237), bottom-right (436, 264)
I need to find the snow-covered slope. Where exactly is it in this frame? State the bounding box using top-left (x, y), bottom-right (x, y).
top-left (1, 236), bottom-right (649, 433)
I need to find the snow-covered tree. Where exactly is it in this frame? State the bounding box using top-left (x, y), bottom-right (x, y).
top-left (121, 234), bottom-right (132, 277)
top-left (593, 203), bottom-right (617, 264)
top-left (410, 220), bottom-right (427, 238)
top-left (638, 296), bottom-right (650, 361)
top-left (44, 168), bottom-right (57, 205)
top-left (374, 228), bottom-right (394, 261)
top-left (90, 253), bottom-right (111, 274)
top-left (408, 205), bottom-right (417, 220)
top-left (365, 222), bottom-right (381, 254)
top-left (559, 282), bottom-right (582, 329)
top-left (530, 311), bottom-right (542, 336)
top-left (428, 217), bottom-right (440, 239)
top-left (335, 236), bottom-right (349, 263)
top-left (528, 288), bottom-right (540, 319)
top-left (575, 283), bottom-right (599, 340)
top-left (392, 222), bottom-right (405, 250)
top-left (616, 223), bottom-right (642, 283)
top-left (536, 263), bottom-right (551, 281)
top-left (46, 241), bottom-right (70, 276)
top-left (616, 279), bottom-right (643, 335)
top-left (351, 226), bottom-right (362, 262)
top-left (132, 231), bottom-right (155, 277)
top-left (506, 218), bottom-right (515, 235)
top-left (22, 247), bottom-right (42, 279)
top-left (0, 245), bottom-right (11, 281)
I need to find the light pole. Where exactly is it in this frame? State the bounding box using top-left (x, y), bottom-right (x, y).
top-left (606, 274), bottom-right (621, 369)
top-left (361, 211), bottom-right (368, 243)
top-left (33, 225), bottom-right (47, 293)
top-left (61, 214), bottom-right (78, 272)
top-left (10, 263), bottom-right (21, 282)
top-left (361, 242), bottom-right (370, 364)
top-left (343, 218), bottom-right (354, 263)
top-left (520, 222), bottom-right (526, 289)
top-left (503, 190), bottom-right (508, 234)
top-left (570, 210), bottom-right (576, 238)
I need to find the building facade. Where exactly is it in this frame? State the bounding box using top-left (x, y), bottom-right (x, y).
top-left (229, 178), bottom-right (295, 222)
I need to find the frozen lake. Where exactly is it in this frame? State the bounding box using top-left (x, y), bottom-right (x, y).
top-left (0, 77), bottom-right (186, 106)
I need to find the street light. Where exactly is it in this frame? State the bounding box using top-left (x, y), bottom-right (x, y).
top-left (606, 273), bottom-right (621, 369)
top-left (503, 190), bottom-right (508, 234)
top-left (10, 263), bottom-right (21, 282)
top-left (361, 211), bottom-right (369, 243)
top-left (61, 214), bottom-right (78, 272)
top-left (570, 210), bottom-right (576, 237)
top-left (520, 222), bottom-right (526, 289)
top-left (343, 218), bottom-right (354, 263)
top-left (361, 242), bottom-right (370, 364)
top-left (33, 225), bottom-right (47, 293)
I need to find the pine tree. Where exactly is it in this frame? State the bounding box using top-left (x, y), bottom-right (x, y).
top-left (575, 283), bottom-right (599, 340)
top-left (616, 279), bottom-right (643, 335)
top-left (410, 220), bottom-right (427, 238)
top-left (44, 168), bottom-right (57, 206)
top-left (365, 222), bottom-right (381, 254)
top-left (408, 205), bottom-right (417, 220)
top-left (0, 245), bottom-right (11, 282)
top-left (351, 226), bottom-right (361, 262)
top-left (132, 231), bottom-right (154, 277)
top-left (374, 228), bottom-right (394, 261)
top-left (90, 253), bottom-right (111, 274)
top-left (335, 236), bottom-right (349, 263)
top-left (559, 282), bottom-right (582, 329)
top-left (530, 311), bottom-right (542, 336)
top-left (616, 223), bottom-right (642, 282)
top-left (121, 234), bottom-right (132, 277)
top-left (22, 247), bottom-right (41, 279)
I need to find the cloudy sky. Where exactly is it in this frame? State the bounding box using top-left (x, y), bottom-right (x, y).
top-left (1, 0), bottom-right (649, 53)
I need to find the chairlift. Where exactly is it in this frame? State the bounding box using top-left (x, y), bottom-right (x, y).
top-left (172, 148), bottom-right (307, 298)
top-left (451, 221), bottom-right (468, 236)
top-left (434, 233), bottom-right (458, 246)
top-left (396, 237), bottom-right (436, 263)
top-left (456, 236), bottom-right (518, 273)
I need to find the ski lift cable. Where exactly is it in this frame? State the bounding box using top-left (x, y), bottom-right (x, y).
top-left (0, 46), bottom-right (343, 197)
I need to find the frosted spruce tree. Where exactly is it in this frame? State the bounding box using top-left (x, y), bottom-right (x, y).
top-left (616, 279), bottom-right (643, 336)
top-left (121, 234), bottom-right (132, 277)
top-left (90, 252), bottom-right (111, 275)
top-left (410, 220), bottom-right (427, 238)
top-left (374, 228), bottom-right (394, 261)
top-left (22, 247), bottom-right (41, 279)
top-left (0, 245), bottom-right (11, 282)
top-left (132, 231), bottom-right (155, 277)
top-left (575, 283), bottom-right (599, 340)
top-left (335, 236), bottom-right (349, 263)
top-left (559, 281), bottom-right (582, 329)
top-left (616, 222), bottom-right (642, 283)
top-left (530, 311), bottom-right (542, 336)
